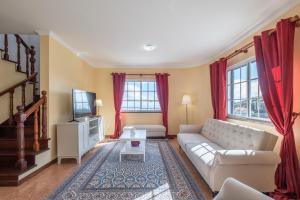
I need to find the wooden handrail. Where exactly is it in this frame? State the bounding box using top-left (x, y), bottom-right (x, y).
top-left (24, 94), bottom-right (46, 121)
top-left (14, 34), bottom-right (30, 49)
top-left (0, 72), bottom-right (37, 97)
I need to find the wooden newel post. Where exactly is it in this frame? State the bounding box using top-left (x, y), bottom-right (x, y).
top-left (41, 91), bottom-right (47, 139)
top-left (30, 46), bottom-right (36, 76)
top-left (15, 106), bottom-right (27, 170)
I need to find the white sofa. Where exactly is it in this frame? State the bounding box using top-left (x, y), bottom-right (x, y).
top-left (214, 178), bottom-right (273, 200)
top-left (123, 125), bottom-right (166, 137)
top-left (177, 119), bottom-right (280, 193)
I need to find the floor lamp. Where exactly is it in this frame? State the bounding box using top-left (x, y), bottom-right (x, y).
top-left (182, 95), bottom-right (191, 124)
top-left (95, 99), bottom-right (103, 116)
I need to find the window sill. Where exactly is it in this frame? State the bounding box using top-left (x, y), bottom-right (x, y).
top-left (227, 115), bottom-right (273, 126)
top-left (121, 111), bottom-right (161, 113)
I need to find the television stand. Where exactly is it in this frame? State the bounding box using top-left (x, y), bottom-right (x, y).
top-left (57, 116), bottom-right (104, 164)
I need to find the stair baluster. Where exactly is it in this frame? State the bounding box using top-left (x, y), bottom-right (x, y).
top-left (22, 83), bottom-right (26, 107)
top-left (30, 46), bottom-right (35, 76)
top-left (33, 110), bottom-right (40, 152)
top-left (9, 90), bottom-right (14, 125)
top-left (3, 34), bottom-right (9, 60)
top-left (25, 48), bottom-right (30, 77)
top-left (15, 106), bottom-right (27, 170)
top-left (41, 91), bottom-right (47, 139)
top-left (16, 36), bottom-right (21, 71)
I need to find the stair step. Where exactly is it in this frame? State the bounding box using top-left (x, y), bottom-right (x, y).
top-left (0, 163), bottom-right (37, 186)
top-left (0, 126), bottom-right (35, 138)
top-left (0, 138), bottom-right (50, 150)
top-left (0, 148), bottom-right (49, 156)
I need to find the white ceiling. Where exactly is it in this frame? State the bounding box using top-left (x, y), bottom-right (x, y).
top-left (0, 0), bottom-right (299, 68)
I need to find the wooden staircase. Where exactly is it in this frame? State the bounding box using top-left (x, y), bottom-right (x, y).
top-left (0, 34), bottom-right (49, 186)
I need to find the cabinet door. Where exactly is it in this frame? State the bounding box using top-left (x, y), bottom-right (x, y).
top-left (83, 122), bottom-right (90, 151)
top-left (78, 123), bottom-right (85, 155)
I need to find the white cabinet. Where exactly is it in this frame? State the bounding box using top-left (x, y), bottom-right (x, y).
top-left (57, 116), bottom-right (104, 164)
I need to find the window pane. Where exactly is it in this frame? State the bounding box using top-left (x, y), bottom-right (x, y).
top-left (241, 65), bottom-right (247, 82)
top-left (227, 71), bottom-right (231, 84)
top-left (259, 86), bottom-right (262, 97)
top-left (227, 85), bottom-right (231, 99)
top-left (148, 101), bottom-right (154, 109)
top-left (148, 92), bottom-right (155, 100)
top-left (250, 98), bottom-right (258, 118)
top-left (250, 79), bottom-right (258, 98)
top-left (128, 101), bottom-right (134, 108)
top-left (155, 92), bottom-right (158, 100)
top-left (148, 82), bottom-right (155, 91)
top-left (233, 83), bottom-right (240, 99)
top-left (241, 99), bottom-right (248, 117)
top-left (258, 98), bottom-right (268, 119)
top-left (135, 101), bottom-right (141, 109)
top-left (123, 92), bottom-right (127, 100)
top-left (141, 101), bottom-right (147, 109)
top-left (122, 101), bottom-right (127, 109)
top-left (227, 100), bottom-right (232, 114)
top-left (128, 92), bottom-right (134, 100)
top-left (141, 92), bottom-right (147, 100)
top-left (134, 91), bottom-right (140, 100)
top-left (142, 82), bottom-right (148, 91)
top-left (154, 101), bottom-right (160, 110)
top-left (233, 100), bottom-right (241, 116)
top-left (241, 82), bottom-right (247, 99)
top-left (233, 68), bottom-right (241, 83)
top-left (134, 82), bottom-right (141, 91)
top-left (128, 82), bottom-right (135, 91)
top-left (250, 61), bottom-right (258, 79)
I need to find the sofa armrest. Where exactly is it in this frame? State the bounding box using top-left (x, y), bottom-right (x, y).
top-left (213, 150), bottom-right (280, 165)
top-left (179, 124), bottom-right (202, 133)
top-left (214, 178), bottom-right (273, 200)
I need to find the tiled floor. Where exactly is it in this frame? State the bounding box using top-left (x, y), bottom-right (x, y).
top-left (0, 139), bottom-right (212, 200)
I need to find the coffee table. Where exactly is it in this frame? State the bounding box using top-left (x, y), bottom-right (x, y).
top-left (119, 130), bottom-right (146, 162)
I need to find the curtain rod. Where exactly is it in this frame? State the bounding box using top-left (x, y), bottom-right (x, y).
top-left (225, 15), bottom-right (300, 61)
top-left (110, 73), bottom-right (170, 76)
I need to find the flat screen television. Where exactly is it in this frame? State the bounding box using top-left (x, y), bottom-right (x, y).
top-left (72, 89), bottom-right (96, 120)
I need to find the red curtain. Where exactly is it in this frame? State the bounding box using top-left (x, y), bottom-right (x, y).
top-left (209, 58), bottom-right (227, 120)
top-left (111, 73), bottom-right (126, 139)
top-left (254, 19), bottom-right (300, 199)
top-left (155, 73), bottom-right (169, 137)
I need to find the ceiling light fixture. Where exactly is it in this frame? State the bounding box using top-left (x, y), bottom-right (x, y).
top-left (143, 44), bottom-right (156, 51)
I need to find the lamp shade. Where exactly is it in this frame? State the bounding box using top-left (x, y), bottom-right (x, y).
top-left (182, 95), bottom-right (191, 105)
top-left (95, 99), bottom-right (103, 107)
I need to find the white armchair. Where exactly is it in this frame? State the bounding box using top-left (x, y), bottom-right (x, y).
top-left (214, 178), bottom-right (273, 200)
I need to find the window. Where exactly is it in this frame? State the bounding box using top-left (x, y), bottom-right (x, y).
top-left (227, 60), bottom-right (269, 121)
top-left (121, 80), bottom-right (161, 112)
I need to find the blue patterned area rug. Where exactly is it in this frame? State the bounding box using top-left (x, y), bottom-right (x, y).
top-left (47, 140), bottom-right (205, 200)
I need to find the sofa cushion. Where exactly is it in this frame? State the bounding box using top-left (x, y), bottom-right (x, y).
top-left (201, 119), bottom-right (277, 151)
top-left (177, 133), bottom-right (211, 152)
top-left (187, 142), bottom-right (223, 181)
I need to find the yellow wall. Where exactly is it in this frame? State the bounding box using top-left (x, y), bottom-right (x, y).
top-left (94, 67), bottom-right (212, 136)
top-left (39, 35), bottom-right (96, 163)
top-left (218, 5), bottom-right (300, 160)
top-left (0, 59), bottom-right (33, 124)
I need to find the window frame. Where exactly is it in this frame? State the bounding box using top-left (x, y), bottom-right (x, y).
top-left (121, 80), bottom-right (161, 113)
top-left (227, 57), bottom-right (270, 123)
